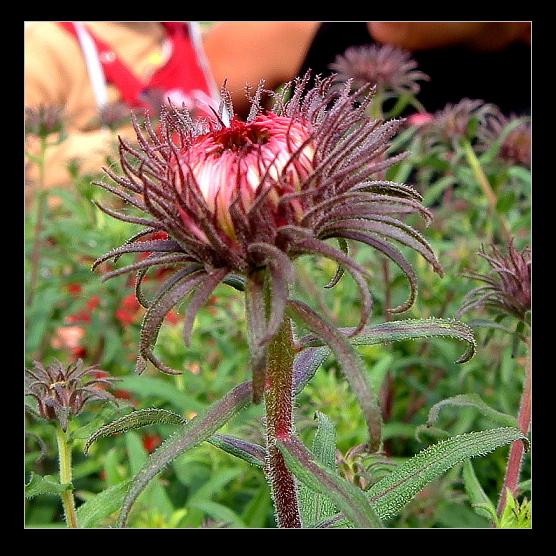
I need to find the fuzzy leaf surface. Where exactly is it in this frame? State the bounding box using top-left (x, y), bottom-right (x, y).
top-left (76, 480), bottom-right (131, 528)
top-left (84, 408), bottom-right (186, 454)
top-left (462, 460), bottom-right (497, 522)
top-left (84, 407), bottom-right (265, 467)
top-left (318, 427), bottom-right (527, 527)
top-left (300, 318), bottom-right (476, 364)
top-left (25, 473), bottom-right (70, 499)
top-left (278, 436), bottom-right (383, 528)
top-left (299, 412), bottom-right (338, 527)
top-left (426, 394), bottom-right (517, 429)
top-left (117, 381), bottom-right (252, 527)
top-left (293, 346), bottom-right (330, 395)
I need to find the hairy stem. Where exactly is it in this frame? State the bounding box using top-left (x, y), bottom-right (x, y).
top-left (496, 336), bottom-right (531, 516)
top-left (55, 426), bottom-right (78, 528)
top-left (262, 274), bottom-right (301, 528)
top-left (27, 136), bottom-right (48, 307)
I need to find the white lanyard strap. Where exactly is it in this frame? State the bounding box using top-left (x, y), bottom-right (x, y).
top-left (73, 22), bottom-right (108, 109)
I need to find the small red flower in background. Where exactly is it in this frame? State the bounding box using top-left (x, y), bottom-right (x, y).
top-left (142, 434), bottom-right (162, 453)
top-left (116, 294), bottom-right (141, 326)
top-left (114, 389), bottom-right (134, 401)
top-left (407, 112), bottom-right (434, 127)
top-left (166, 310), bottom-right (180, 325)
top-left (67, 283), bottom-right (82, 295)
top-left (87, 295), bottom-right (101, 310)
top-left (71, 346), bottom-right (88, 359)
top-left (65, 310), bottom-right (92, 324)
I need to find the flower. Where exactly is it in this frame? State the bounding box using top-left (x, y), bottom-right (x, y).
top-left (457, 240), bottom-right (531, 322)
top-left (142, 433), bottom-right (162, 453)
top-left (479, 113), bottom-right (531, 169)
top-left (93, 72), bottom-right (442, 379)
top-left (329, 45), bottom-right (429, 97)
top-left (25, 105), bottom-right (65, 137)
top-left (99, 101), bottom-right (131, 131)
top-left (25, 360), bottom-right (117, 430)
top-left (115, 294), bottom-right (141, 326)
top-left (406, 112), bottom-right (434, 127)
top-left (421, 99), bottom-right (498, 148)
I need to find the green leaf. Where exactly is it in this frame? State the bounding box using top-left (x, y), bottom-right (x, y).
top-left (84, 408), bottom-right (186, 455)
top-left (299, 412), bottom-right (338, 527)
top-left (117, 381), bottom-right (252, 527)
top-left (497, 490), bottom-right (531, 528)
top-left (426, 394), bottom-right (517, 429)
top-left (300, 318), bottom-right (476, 364)
top-left (103, 448), bottom-right (124, 486)
top-left (242, 485), bottom-right (272, 528)
top-left (462, 460), bottom-right (497, 522)
top-left (278, 436), bottom-right (383, 528)
top-left (423, 176), bottom-right (457, 206)
top-left (507, 166), bottom-right (531, 185)
top-left (288, 299), bottom-right (382, 452)
top-left (188, 500), bottom-right (246, 528)
top-left (126, 432), bottom-right (174, 518)
top-left (76, 480), bottom-right (131, 528)
top-left (367, 427), bottom-right (527, 521)
top-left (318, 427), bottom-right (527, 527)
top-left (84, 406), bottom-right (265, 467)
top-left (117, 376), bottom-right (206, 412)
top-left (25, 473), bottom-right (71, 499)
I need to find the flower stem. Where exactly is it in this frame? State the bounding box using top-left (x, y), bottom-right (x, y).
top-left (462, 140), bottom-right (512, 242)
top-left (27, 136), bottom-right (48, 307)
top-left (496, 336), bottom-right (531, 517)
top-left (55, 426), bottom-right (78, 528)
top-left (264, 312), bottom-right (302, 528)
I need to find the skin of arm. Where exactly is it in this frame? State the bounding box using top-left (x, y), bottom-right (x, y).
top-left (367, 22), bottom-right (531, 52)
top-left (25, 23), bottom-right (159, 190)
top-left (202, 22), bottom-right (320, 115)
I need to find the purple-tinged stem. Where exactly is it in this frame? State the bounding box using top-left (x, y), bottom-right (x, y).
top-left (265, 315), bottom-right (301, 528)
top-left (497, 336), bottom-right (531, 516)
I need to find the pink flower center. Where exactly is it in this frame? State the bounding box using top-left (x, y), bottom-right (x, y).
top-left (177, 114), bottom-right (315, 240)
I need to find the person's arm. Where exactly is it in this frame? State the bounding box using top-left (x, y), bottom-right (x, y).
top-left (25, 23), bottom-right (122, 189)
top-left (202, 22), bottom-right (319, 116)
top-left (368, 22), bottom-right (531, 52)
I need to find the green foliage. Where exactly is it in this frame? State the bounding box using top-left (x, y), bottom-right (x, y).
top-left (76, 480), bottom-right (131, 528)
top-left (278, 436), bottom-right (383, 528)
top-left (497, 491), bottom-right (532, 528)
top-left (299, 412), bottom-right (338, 527)
top-left (26, 473), bottom-right (71, 499)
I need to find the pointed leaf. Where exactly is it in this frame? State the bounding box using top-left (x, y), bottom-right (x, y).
top-left (300, 318), bottom-right (476, 364)
top-left (293, 347), bottom-right (330, 395)
top-left (76, 480), bottom-right (131, 528)
top-left (83, 406), bottom-right (265, 468)
top-left (318, 427), bottom-right (527, 527)
top-left (299, 412), bottom-right (338, 527)
top-left (288, 299), bottom-right (382, 452)
top-left (426, 394), bottom-right (517, 429)
top-left (462, 460), bottom-right (497, 522)
top-left (25, 473), bottom-right (71, 499)
top-left (117, 381), bottom-right (252, 527)
top-left (84, 409), bottom-right (186, 455)
top-left (208, 434), bottom-right (266, 467)
top-left (277, 436), bottom-right (383, 528)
